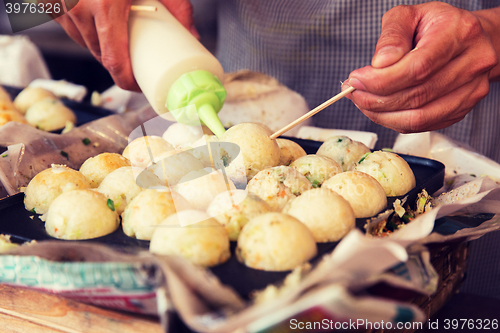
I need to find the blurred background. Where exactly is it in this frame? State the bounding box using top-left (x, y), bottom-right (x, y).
top-left (0, 0), bottom-right (218, 96)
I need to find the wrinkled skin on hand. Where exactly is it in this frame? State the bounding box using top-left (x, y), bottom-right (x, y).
top-left (54, 0), bottom-right (197, 91)
top-left (342, 2), bottom-right (499, 133)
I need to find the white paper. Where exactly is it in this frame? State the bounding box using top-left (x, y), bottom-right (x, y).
top-left (393, 132), bottom-right (500, 181)
top-left (0, 35), bottom-right (51, 87)
top-left (29, 79), bottom-right (87, 102)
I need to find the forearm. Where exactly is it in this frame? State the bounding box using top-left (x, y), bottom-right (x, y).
top-left (475, 7), bottom-right (500, 81)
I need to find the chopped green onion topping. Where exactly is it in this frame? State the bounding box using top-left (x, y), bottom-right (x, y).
top-left (221, 155), bottom-right (229, 167)
top-left (358, 152), bottom-right (371, 164)
top-left (311, 180), bottom-right (321, 188)
top-left (82, 138), bottom-right (91, 145)
top-left (1, 154), bottom-right (7, 157)
top-left (30, 207), bottom-right (36, 214)
top-left (386, 219), bottom-right (398, 231)
top-left (382, 148), bottom-right (393, 152)
top-left (107, 199), bottom-right (115, 211)
top-left (402, 214), bottom-right (413, 223)
top-left (60, 151), bottom-right (69, 159)
top-left (337, 138), bottom-right (343, 143)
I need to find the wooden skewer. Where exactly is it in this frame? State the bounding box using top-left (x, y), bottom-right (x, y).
top-left (130, 5), bottom-right (157, 12)
top-left (269, 86), bottom-right (356, 140)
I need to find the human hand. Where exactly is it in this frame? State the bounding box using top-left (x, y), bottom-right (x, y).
top-left (342, 2), bottom-right (498, 133)
top-left (54, 0), bottom-right (197, 91)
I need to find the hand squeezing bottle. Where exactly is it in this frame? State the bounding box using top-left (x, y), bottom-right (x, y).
top-left (128, 0), bottom-right (226, 137)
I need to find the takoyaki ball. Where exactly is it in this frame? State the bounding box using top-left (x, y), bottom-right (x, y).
top-left (79, 153), bottom-right (131, 188)
top-left (317, 136), bottom-right (371, 171)
top-left (150, 210), bottom-right (230, 267)
top-left (96, 166), bottom-right (163, 215)
top-left (174, 168), bottom-right (236, 211)
top-left (206, 189), bottom-right (272, 241)
top-left (282, 188), bottom-right (355, 242)
top-left (122, 189), bottom-right (191, 240)
top-left (162, 122), bottom-right (212, 148)
top-left (24, 164), bottom-right (91, 215)
top-left (147, 150), bottom-right (204, 186)
top-left (290, 155), bottom-right (342, 188)
top-left (13, 86), bottom-right (57, 114)
top-left (236, 212), bottom-right (317, 271)
top-left (353, 151), bottom-right (416, 197)
top-left (221, 123), bottom-right (280, 181)
top-left (0, 110), bottom-right (29, 126)
top-left (322, 171), bottom-right (387, 218)
top-left (276, 138), bottom-right (306, 166)
top-left (45, 189), bottom-right (119, 240)
top-left (25, 98), bottom-right (77, 131)
top-left (247, 166), bottom-right (313, 211)
top-left (122, 136), bottom-right (174, 169)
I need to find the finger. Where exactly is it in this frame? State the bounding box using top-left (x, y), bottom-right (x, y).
top-left (66, 1), bottom-right (102, 61)
top-left (372, 5), bottom-right (416, 68)
top-left (159, 0), bottom-right (199, 38)
top-left (352, 36), bottom-right (464, 97)
top-left (350, 48), bottom-right (493, 112)
top-left (53, 14), bottom-right (86, 49)
top-left (358, 75), bottom-right (490, 133)
top-left (94, 1), bottom-right (140, 91)
top-left (361, 77), bottom-right (487, 133)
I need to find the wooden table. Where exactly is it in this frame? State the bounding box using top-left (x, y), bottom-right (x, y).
top-left (0, 285), bottom-right (162, 333)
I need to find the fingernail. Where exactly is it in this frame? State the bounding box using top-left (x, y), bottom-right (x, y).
top-left (348, 78), bottom-right (366, 91)
top-left (372, 46), bottom-right (402, 68)
top-left (340, 80), bottom-right (350, 91)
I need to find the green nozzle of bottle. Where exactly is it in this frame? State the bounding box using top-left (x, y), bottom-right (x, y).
top-left (166, 70), bottom-right (226, 138)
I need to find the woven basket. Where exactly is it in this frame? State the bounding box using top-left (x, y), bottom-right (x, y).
top-left (368, 241), bottom-right (469, 333)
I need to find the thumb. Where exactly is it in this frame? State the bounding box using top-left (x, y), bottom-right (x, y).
top-left (372, 5), bottom-right (417, 68)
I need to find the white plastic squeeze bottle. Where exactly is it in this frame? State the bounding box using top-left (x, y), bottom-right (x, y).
top-left (128, 0), bottom-right (227, 137)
